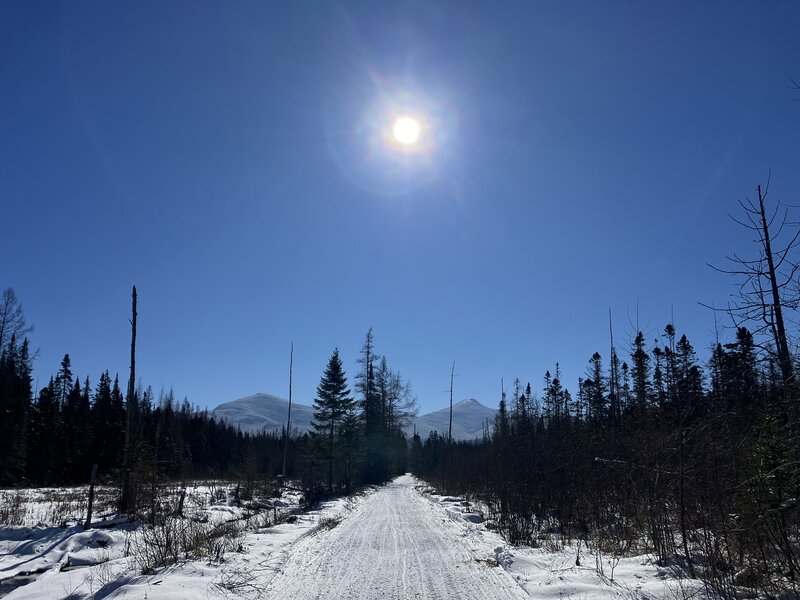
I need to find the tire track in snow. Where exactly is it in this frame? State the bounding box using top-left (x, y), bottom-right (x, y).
top-left (264, 475), bottom-right (527, 599)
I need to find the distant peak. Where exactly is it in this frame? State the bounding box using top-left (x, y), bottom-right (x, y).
top-left (456, 398), bottom-right (481, 406)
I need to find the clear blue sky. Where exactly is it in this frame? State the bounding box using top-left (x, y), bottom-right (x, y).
top-left (2, 1), bottom-right (799, 414)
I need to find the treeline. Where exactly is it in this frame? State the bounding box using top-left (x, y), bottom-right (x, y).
top-left (415, 325), bottom-right (799, 595)
top-left (300, 328), bottom-right (414, 499)
top-left (0, 323), bottom-right (286, 489)
top-left (0, 288), bottom-right (411, 509)
top-left (414, 183), bottom-right (800, 596)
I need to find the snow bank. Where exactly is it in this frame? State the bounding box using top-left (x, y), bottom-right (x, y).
top-left (0, 482), bottom-right (360, 600)
top-left (414, 478), bottom-right (706, 599)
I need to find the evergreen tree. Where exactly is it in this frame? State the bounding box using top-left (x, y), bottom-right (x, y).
top-left (61, 376), bottom-right (87, 481)
top-left (356, 329), bottom-right (382, 483)
top-left (311, 348), bottom-right (354, 494)
top-left (585, 352), bottom-right (607, 423)
top-left (0, 334), bottom-right (32, 483)
top-left (54, 354), bottom-right (73, 407)
top-left (630, 331), bottom-right (651, 425)
top-left (91, 372), bottom-right (125, 473)
top-left (27, 380), bottom-right (62, 484)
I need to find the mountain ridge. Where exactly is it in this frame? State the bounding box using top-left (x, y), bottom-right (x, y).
top-left (212, 393), bottom-right (497, 440)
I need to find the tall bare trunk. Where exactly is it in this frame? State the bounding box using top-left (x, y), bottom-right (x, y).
top-left (758, 185), bottom-right (794, 386)
top-left (120, 285), bottom-right (137, 514)
top-left (282, 342), bottom-right (294, 483)
top-left (448, 361), bottom-right (455, 444)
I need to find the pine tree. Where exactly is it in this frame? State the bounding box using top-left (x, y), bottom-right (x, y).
top-left (312, 348), bottom-right (354, 495)
top-left (0, 334), bottom-right (32, 484)
top-left (586, 352), bottom-right (607, 423)
top-left (54, 354), bottom-right (73, 407)
top-left (61, 376), bottom-right (84, 481)
top-left (91, 372), bottom-right (125, 473)
top-left (631, 331), bottom-right (651, 425)
top-left (27, 380), bottom-right (62, 484)
top-left (356, 329), bottom-right (382, 483)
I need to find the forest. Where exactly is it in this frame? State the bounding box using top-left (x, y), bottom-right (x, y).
top-left (0, 298), bottom-right (412, 504)
top-left (414, 185), bottom-right (800, 596)
top-left (1, 185), bottom-right (799, 596)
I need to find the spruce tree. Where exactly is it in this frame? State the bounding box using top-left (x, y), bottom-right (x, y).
top-left (356, 329), bottom-right (381, 483)
top-left (312, 348), bottom-right (354, 495)
top-left (0, 334), bottom-right (32, 484)
top-left (631, 331), bottom-right (651, 425)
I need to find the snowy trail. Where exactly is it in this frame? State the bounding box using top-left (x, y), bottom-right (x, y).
top-left (264, 475), bottom-right (528, 599)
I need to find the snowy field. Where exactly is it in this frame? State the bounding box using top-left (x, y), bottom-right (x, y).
top-left (415, 480), bottom-right (707, 599)
top-left (0, 477), bottom-right (705, 599)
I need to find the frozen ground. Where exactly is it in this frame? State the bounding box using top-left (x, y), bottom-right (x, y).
top-left (0, 476), bottom-right (705, 599)
top-left (265, 474), bottom-right (527, 599)
top-left (416, 482), bottom-right (706, 599)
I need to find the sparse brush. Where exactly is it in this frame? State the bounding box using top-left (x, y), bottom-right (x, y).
top-left (0, 491), bottom-right (26, 526)
top-left (313, 516), bottom-right (341, 533)
top-left (129, 516), bottom-right (245, 573)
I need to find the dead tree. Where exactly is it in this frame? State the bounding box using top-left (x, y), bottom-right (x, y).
top-left (83, 464), bottom-right (98, 530)
top-left (708, 179), bottom-right (798, 388)
top-left (0, 288), bottom-right (32, 353)
top-left (120, 285), bottom-right (137, 514)
top-left (448, 360), bottom-right (455, 444)
top-left (281, 342), bottom-right (294, 484)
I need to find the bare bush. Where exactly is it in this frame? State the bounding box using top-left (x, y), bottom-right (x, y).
top-left (129, 516), bottom-right (244, 574)
top-left (212, 560), bottom-right (281, 600)
top-left (0, 491), bottom-right (26, 525)
top-left (315, 516), bottom-right (341, 532)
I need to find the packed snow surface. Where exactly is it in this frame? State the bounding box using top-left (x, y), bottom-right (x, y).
top-left (264, 474), bottom-right (528, 599)
top-left (0, 477), bottom-right (704, 599)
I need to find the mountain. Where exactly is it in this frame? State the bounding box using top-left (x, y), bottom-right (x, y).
top-left (407, 398), bottom-right (496, 440)
top-left (212, 394), bottom-right (497, 440)
top-left (212, 393), bottom-right (315, 435)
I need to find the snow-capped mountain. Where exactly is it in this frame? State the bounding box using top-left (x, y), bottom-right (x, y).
top-left (212, 394), bottom-right (497, 440)
top-left (212, 393), bottom-right (315, 435)
top-left (407, 398), bottom-right (496, 440)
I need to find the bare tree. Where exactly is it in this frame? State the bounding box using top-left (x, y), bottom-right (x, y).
top-left (448, 360), bottom-right (455, 444)
top-left (708, 178), bottom-right (798, 387)
top-left (120, 285), bottom-right (137, 514)
top-left (282, 342), bottom-right (294, 483)
top-left (0, 288), bottom-right (32, 353)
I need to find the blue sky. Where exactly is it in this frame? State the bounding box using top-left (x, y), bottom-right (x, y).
top-left (2, 1), bottom-right (799, 414)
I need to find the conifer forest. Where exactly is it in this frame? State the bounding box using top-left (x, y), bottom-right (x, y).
top-left (2, 189), bottom-right (800, 597)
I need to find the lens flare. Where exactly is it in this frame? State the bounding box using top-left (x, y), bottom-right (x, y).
top-left (393, 117), bottom-right (421, 144)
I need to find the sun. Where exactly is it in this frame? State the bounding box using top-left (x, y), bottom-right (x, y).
top-left (392, 116), bottom-right (421, 145)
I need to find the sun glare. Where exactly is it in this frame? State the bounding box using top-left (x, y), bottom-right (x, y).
top-left (393, 117), bottom-right (421, 145)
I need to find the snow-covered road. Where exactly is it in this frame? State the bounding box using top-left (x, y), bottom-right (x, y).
top-left (264, 475), bottom-right (528, 599)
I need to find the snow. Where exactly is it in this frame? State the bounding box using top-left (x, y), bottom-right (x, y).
top-left (418, 482), bottom-right (707, 599)
top-left (264, 474), bottom-right (528, 599)
top-left (410, 398), bottom-right (497, 440)
top-left (213, 393), bottom-right (498, 440)
top-left (212, 392), bottom-right (315, 435)
top-left (0, 482), bottom-right (319, 600)
top-left (1, 477), bottom-right (705, 599)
